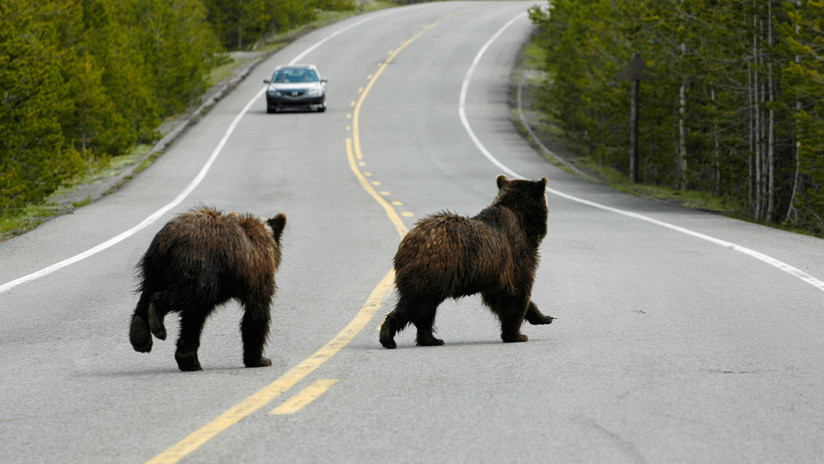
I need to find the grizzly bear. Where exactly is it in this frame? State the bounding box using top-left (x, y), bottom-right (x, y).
top-left (129, 207), bottom-right (286, 371)
top-left (379, 175), bottom-right (553, 349)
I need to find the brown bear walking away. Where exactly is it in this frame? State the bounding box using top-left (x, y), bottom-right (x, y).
top-left (129, 207), bottom-right (286, 371)
top-left (379, 175), bottom-right (553, 349)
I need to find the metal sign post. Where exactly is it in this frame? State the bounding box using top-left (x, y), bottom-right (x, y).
top-left (616, 53), bottom-right (650, 183)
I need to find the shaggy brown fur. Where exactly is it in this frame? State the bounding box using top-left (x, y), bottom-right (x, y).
top-left (379, 175), bottom-right (553, 348)
top-left (129, 207), bottom-right (286, 371)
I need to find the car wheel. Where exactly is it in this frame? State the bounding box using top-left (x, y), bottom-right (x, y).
top-left (317, 104), bottom-right (326, 113)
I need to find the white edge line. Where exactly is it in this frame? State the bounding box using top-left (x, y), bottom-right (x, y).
top-left (0, 14), bottom-right (381, 295)
top-left (460, 12), bottom-right (824, 294)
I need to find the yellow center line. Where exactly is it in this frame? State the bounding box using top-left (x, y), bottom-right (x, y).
top-left (346, 138), bottom-right (408, 239)
top-left (146, 270), bottom-right (395, 464)
top-left (352, 15), bottom-right (455, 164)
top-left (145, 13), bottom-right (454, 464)
top-left (269, 379), bottom-right (339, 415)
top-left (347, 14), bottom-right (456, 237)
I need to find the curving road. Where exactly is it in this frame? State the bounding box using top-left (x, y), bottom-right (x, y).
top-left (2, 2), bottom-right (824, 463)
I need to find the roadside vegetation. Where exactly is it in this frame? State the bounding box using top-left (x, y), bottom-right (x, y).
top-left (528, 1), bottom-right (824, 237)
top-left (0, 0), bottom-right (393, 239)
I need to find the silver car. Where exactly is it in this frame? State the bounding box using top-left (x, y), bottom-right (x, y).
top-left (264, 64), bottom-right (327, 113)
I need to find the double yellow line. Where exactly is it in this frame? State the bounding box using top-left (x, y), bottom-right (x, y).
top-left (145, 14), bottom-right (452, 464)
top-left (347, 14), bottom-right (456, 239)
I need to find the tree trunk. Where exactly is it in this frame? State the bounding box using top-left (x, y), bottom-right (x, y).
top-left (785, 1), bottom-right (802, 224)
top-left (753, 15), bottom-right (763, 220)
top-left (678, 43), bottom-right (687, 190)
top-left (711, 89), bottom-right (721, 194)
top-left (748, 60), bottom-right (754, 212)
top-left (766, 0), bottom-right (775, 221)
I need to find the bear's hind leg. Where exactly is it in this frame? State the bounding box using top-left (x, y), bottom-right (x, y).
top-left (240, 303), bottom-right (272, 368)
top-left (175, 309), bottom-right (208, 372)
top-left (413, 301), bottom-right (444, 347)
top-left (379, 313), bottom-right (401, 349)
top-left (147, 293), bottom-right (168, 340)
top-left (482, 291), bottom-right (528, 343)
top-left (379, 295), bottom-right (419, 349)
top-left (524, 300), bottom-right (554, 325)
top-left (130, 292), bottom-right (153, 352)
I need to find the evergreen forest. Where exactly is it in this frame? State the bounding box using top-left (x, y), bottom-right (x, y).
top-left (3, 1), bottom-right (823, 238)
top-left (0, 0), bottom-right (353, 216)
top-left (529, 0), bottom-right (824, 235)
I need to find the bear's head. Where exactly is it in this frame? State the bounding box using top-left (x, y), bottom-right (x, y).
top-left (493, 175), bottom-right (548, 243)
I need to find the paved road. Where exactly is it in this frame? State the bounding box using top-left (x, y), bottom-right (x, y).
top-left (2, 2), bottom-right (824, 463)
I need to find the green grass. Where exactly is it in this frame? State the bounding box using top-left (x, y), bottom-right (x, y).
top-left (72, 196), bottom-right (93, 208)
top-left (520, 40), bottom-right (546, 69)
top-left (0, 204), bottom-right (62, 241)
top-left (575, 157), bottom-right (742, 213)
top-left (0, 144), bottom-right (156, 242)
top-left (620, 184), bottom-right (741, 212)
top-left (208, 55), bottom-right (245, 87)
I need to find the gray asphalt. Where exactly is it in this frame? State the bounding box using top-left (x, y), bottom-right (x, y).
top-left (2, 2), bottom-right (824, 463)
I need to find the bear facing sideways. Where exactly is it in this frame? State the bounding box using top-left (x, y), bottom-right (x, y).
top-left (129, 207), bottom-right (286, 371)
top-left (380, 175), bottom-right (554, 349)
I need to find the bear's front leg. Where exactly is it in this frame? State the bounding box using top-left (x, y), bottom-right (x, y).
top-left (524, 301), bottom-right (554, 325)
top-left (501, 332), bottom-right (528, 343)
top-left (483, 291), bottom-right (529, 343)
top-left (500, 306), bottom-right (529, 343)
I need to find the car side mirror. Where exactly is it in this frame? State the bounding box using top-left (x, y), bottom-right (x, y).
top-left (320, 78), bottom-right (328, 84)
top-left (263, 80), bottom-right (271, 84)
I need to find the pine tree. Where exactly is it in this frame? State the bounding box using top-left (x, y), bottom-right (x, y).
top-left (782, 0), bottom-right (824, 233)
top-left (0, 0), bottom-right (83, 211)
top-left (529, 0), bottom-right (823, 235)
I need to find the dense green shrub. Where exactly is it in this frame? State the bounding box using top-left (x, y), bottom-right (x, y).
top-left (203, 0), bottom-right (355, 51)
top-left (0, 0), bottom-right (218, 213)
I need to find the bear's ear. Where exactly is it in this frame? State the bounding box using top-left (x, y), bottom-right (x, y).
top-left (538, 177), bottom-right (548, 190)
top-left (267, 214), bottom-right (287, 243)
top-left (496, 174), bottom-right (510, 190)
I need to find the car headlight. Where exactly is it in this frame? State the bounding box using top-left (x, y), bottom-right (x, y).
top-left (307, 87), bottom-right (323, 97)
top-left (268, 87), bottom-right (281, 96)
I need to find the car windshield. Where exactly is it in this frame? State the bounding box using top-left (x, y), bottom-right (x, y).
top-left (273, 68), bottom-right (319, 83)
